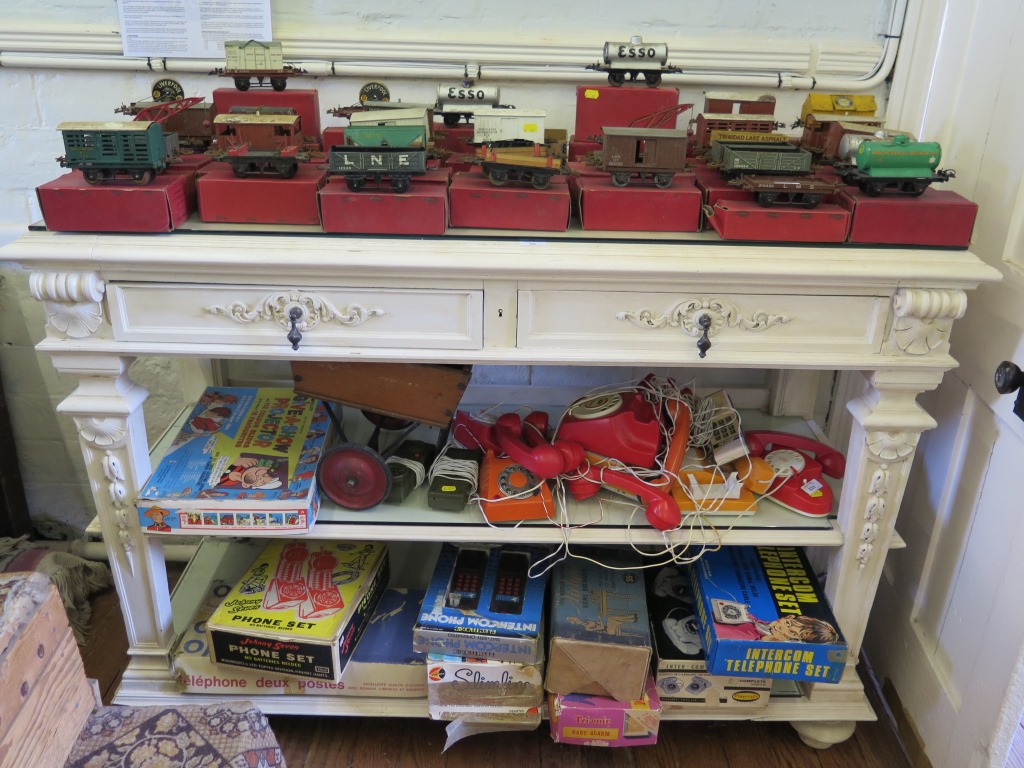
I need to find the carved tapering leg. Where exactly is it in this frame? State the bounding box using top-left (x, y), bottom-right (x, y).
top-left (51, 353), bottom-right (175, 674)
top-left (790, 368), bottom-right (946, 744)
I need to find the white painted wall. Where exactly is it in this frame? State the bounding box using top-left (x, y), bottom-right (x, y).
top-left (863, 2), bottom-right (1024, 767)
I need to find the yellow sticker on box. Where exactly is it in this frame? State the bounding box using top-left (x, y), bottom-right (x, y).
top-left (584, 89), bottom-right (600, 99)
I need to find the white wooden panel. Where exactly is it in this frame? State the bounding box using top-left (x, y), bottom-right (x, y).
top-left (108, 284), bottom-right (483, 350)
top-left (517, 290), bottom-right (886, 356)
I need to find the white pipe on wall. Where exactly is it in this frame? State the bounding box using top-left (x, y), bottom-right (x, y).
top-left (0, 0), bottom-right (907, 92)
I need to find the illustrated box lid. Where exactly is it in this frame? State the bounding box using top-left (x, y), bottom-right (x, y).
top-left (138, 387), bottom-right (330, 515)
top-left (690, 545), bottom-right (848, 683)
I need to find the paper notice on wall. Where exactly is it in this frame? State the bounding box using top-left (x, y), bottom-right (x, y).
top-left (117, 0), bottom-right (272, 59)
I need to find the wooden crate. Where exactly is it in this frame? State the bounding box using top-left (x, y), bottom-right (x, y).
top-left (0, 572), bottom-right (98, 768)
top-left (291, 361), bottom-right (471, 428)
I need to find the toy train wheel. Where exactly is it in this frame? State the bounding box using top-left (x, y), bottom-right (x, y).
top-left (233, 77), bottom-right (250, 91)
top-left (232, 163), bottom-right (249, 179)
top-left (316, 443), bottom-right (393, 510)
top-left (757, 191), bottom-right (777, 207)
top-left (654, 173), bottom-right (673, 189)
top-left (608, 72), bottom-right (626, 86)
top-left (276, 162), bottom-right (298, 179)
top-left (83, 170), bottom-right (101, 185)
top-left (271, 78), bottom-right (287, 92)
top-left (802, 193), bottom-right (822, 208)
top-left (861, 180), bottom-right (886, 196)
top-left (443, 113), bottom-right (461, 127)
top-left (130, 169), bottom-right (154, 185)
top-left (532, 173), bottom-right (551, 190)
top-left (645, 72), bottom-right (663, 87)
top-left (904, 180), bottom-right (929, 196)
top-left (489, 169), bottom-right (509, 186)
top-left (346, 176), bottom-right (366, 192)
top-left (611, 172), bottom-right (631, 187)
top-left (391, 176), bottom-right (410, 193)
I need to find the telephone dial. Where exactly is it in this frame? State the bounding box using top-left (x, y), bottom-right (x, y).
top-left (732, 431), bottom-right (845, 518)
top-left (556, 391), bottom-right (662, 468)
top-left (478, 450), bottom-right (556, 523)
top-left (711, 598), bottom-right (755, 625)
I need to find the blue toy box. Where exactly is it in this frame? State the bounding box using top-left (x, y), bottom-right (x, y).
top-left (690, 546), bottom-right (848, 684)
top-left (413, 543), bottom-right (548, 663)
top-left (136, 387), bottom-right (330, 535)
top-left (545, 549), bottom-right (652, 702)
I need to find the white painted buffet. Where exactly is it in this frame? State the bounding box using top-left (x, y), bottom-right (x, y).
top-left (1, 228), bottom-right (1002, 748)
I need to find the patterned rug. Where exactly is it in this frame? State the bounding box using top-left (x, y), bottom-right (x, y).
top-left (65, 702), bottom-right (286, 768)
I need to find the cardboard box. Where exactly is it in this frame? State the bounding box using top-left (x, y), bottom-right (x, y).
top-left (413, 544), bottom-right (547, 663)
top-left (706, 200), bottom-right (851, 243)
top-left (137, 387), bottom-right (330, 535)
top-left (574, 86), bottom-right (681, 143)
top-left (426, 652), bottom-right (544, 719)
top-left (37, 171), bottom-right (193, 233)
top-left (197, 162), bottom-right (326, 225)
top-left (322, 126), bottom-right (346, 151)
top-left (568, 138), bottom-right (604, 162)
top-left (695, 173), bottom-right (755, 207)
top-left (838, 187), bottom-right (977, 247)
top-left (545, 549), bottom-right (652, 702)
top-left (549, 674), bottom-right (661, 747)
top-left (449, 171), bottom-right (570, 231)
top-left (319, 170), bottom-right (449, 235)
top-left (207, 540), bottom-right (388, 681)
top-left (646, 564), bottom-right (771, 710)
top-left (212, 87), bottom-right (322, 145)
top-left (690, 546), bottom-right (848, 683)
top-left (175, 584), bottom-right (426, 697)
top-left (432, 124), bottom-right (475, 159)
top-left (577, 174), bottom-right (701, 232)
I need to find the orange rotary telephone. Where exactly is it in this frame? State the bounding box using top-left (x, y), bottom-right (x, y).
top-left (732, 431), bottom-right (846, 517)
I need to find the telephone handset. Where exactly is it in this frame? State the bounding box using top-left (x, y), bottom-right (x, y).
top-left (565, 463), bottom-right (681, 532)
top-left (735, 430), bottom-right (846, 518)
top-left (494, 412), bottom-right (584, 479)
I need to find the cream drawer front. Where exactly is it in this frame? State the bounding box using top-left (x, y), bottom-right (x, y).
top-left (517, 290), bottom-right (887, 356)
top-left (108, 285), bottom-right (484, 349)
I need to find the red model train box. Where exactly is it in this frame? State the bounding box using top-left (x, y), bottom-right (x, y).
top-left (319, 171), bottom-right (449, 235)
top-left (432, 125), bottom-right (475, 159)
top-left (695, 174), bottom-right (755, 208)
top-left (577, 175), bottom-right (701, 232)
top-left (37, 171), bottom-right (193, 233)
top-left (574, 86), bottom-right (680, 144)
top-left (449, 171), bottom-right (570, 231)
top-left (568, 139), bottom-right (603, 162)
top-left (197, 163), bottom-right (326, 225)
top-left (707, 200), bottom-right (850, 243)
top-left (213, 87), bottom-right (322, 146)
top-left (838, 187), bottom-right (978, 247)
top-left (322, 126), bottom-right (345, 151)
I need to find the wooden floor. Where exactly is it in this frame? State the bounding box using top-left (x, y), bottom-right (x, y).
top-left (82, 583), bottom-right (917, 768)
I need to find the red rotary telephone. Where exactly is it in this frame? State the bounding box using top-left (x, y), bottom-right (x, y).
top-left (733, 431), bottom-right (846, 518)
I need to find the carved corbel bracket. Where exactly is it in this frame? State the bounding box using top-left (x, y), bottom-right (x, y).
top-left (29, 271), bottom-right (107, 339)
top-left (205, 290), bottom-right (386, 332)
top-left (855, 429), bottom-right (920, 569)
top-left (616, 297), bottom-right (792, 338)
top-left (891, 289), bottom-right (967, 356)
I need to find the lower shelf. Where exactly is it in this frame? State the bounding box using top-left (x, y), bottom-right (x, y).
top-left (112, 663), bottom-right (878, 722)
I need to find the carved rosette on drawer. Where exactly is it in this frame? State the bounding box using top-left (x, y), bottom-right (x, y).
top-left (856, 430), bottom-right (919, 569)
top-left (205, 290), bottom-right (386, 334)
top-left (890, 288), bottom-right (967, 355)
top-left (616, 297), bottom-right (791, 356)
top-left (28, 272), bottom-right (107, 340)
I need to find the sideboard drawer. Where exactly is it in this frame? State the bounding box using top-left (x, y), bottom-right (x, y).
top-left (517, 290), bottom-right (887, 357)
top-left (108, 284), bottom-right (484, 349)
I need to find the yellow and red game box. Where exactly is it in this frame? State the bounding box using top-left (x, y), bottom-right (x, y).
top-left (207, 540), bottom-right (388, 682)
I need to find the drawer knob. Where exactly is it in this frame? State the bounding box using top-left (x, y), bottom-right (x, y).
top-left (696, 313), bottom-right (712, 358)
top-left (287, 307), bottom-right (304, 350)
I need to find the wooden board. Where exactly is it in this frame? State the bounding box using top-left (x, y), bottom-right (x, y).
top-left (291, 361), bottom-right (471, 428)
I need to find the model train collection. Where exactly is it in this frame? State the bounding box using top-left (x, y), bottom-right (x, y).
top-left (47, 37), bottom-right (970, 243)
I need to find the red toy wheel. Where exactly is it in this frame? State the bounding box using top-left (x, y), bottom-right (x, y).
top-left (317, 443), bottom-right (392, 510)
